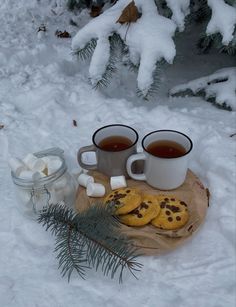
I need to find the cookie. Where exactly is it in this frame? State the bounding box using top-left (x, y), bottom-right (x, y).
top-left (151, 195), bottom-right (189, 230)
top-left (119, 194), bottom-right (161, 226)
top-left (104, 188), bottom-right (142, 215)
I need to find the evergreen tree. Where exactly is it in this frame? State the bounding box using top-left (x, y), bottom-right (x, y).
top-left (69, 0), bottom-right (236, 108)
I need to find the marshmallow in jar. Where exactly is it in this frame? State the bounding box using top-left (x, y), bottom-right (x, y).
top-left (10, 152), bottom-right (77, 217)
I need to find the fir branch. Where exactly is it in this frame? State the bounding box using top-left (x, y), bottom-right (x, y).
top-left (38, 203), bottom-right (143, 282)
top-left (74, 39), bottom-right (97, 61)
top-left (136, 60), bottom-right (166, 100)
top-left (92, 33), bottom-right (124, 89)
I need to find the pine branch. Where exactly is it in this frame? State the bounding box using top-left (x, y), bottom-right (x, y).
top-left (74, 39), bottom-right (97, 61)
top-left (197, 30), bottom-right (236, 55)
top-left (38, 203), bottom-right (143, 282)
top-left (136, 60), bottom-right (166, 100)
top-left (92, 33), bottom-right (124, 89)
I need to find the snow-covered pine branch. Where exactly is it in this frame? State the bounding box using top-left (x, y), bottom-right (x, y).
top-left (206, 0), bottom-right (236, 45)
top-left (165, 0), bottom-right (190, 31)
top-left (170, 67), bottom-right (236, 110)
top-left (72, 0), bottom-right (176, 97)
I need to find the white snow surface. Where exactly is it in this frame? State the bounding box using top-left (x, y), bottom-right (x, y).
top-left (72, 0), bottom-right (176, 95)
top-left (0, 1), bottom-right (236, 307)
top-left (170, 67), bottom-right (236, 110)
top-left (207, 0), bottom-right (236, 44)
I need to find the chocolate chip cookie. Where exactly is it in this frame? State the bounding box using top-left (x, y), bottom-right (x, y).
top-left (104, 188), bottom-right (142, 215)
top-left (151, 195), bottom-right (189, 230)
top-left (119, 194), bottom-right (160, 226)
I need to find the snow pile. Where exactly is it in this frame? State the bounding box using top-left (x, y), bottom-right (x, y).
top-left (207, 0), bottom-right (236, 44)
top-left (170, 67), bottom-right (236, 110)
top-left (72, 0), bottom-right (176, 96)
top-left (166, 0), bottom-right (190, 31)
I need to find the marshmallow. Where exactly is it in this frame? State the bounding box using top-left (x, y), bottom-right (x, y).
top-left (18, 170), bottom-right (34, 180)
top-left (8, 158), bottom-right (27, 176)
top-left (86, 183), bottom-right (105, 197)
top-left (47, 157), bottom-right (62, 175)
top-left (110, 175), bottom-right (127, 190)
top-left (78, 173), bottom-right (94, 188)
top-left (23, 153), bottom-right (46, 172)
top-left (32, 171), bottom-right (46, 180)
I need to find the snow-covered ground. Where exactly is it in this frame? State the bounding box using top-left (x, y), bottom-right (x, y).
top-left (0, 1), bottom-right (236, 306)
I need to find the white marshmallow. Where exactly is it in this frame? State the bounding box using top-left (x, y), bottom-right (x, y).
top-left (18, 170), bottom-right (34, 180)
top-left (47, 157), bottom-right (62, 175)
top-left (86, 183), bottom-right (105, 197)
top-left (32, 171), bottom-right (46, 180)
top-left (23, 153), bottom-right (38, 168)
top-left (110, 175), bottom-right (127, 190)
top-left (78, 173), bottom-right (94, 187)
top-left (8, 158), bottom-right (27, 176)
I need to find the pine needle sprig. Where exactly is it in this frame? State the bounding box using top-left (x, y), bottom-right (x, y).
top-left (74, 39), bottom-right (97, 61)
top-left (38, 203), bottom-right (143, 282)
top-left (136, 60), bottom-right (166, 100)
top-left (92, 33), bottom-right (124, 89)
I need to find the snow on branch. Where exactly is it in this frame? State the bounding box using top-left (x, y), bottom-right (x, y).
top-left (71, 0), bottom-right (176, 96)
top-left (170, 67), bottom-right (236, 110)
top-left (207, 0), bottom-right (236, 45)
top-left (165, 0), bottom-right (190, 31)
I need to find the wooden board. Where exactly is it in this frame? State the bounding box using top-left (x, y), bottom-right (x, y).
top-left (75, 170), bottom-right (209, 255)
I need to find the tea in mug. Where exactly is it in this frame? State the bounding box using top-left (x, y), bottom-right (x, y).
top-left (98, 136), bottom-right (133, 152)
top-left (147, 140), bottom-right (186, 158)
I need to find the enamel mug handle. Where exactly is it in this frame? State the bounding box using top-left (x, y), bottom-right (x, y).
top-left (77, 145), bottom-right (98, 170)
top-left (126, 153), bottom-right (146, 181)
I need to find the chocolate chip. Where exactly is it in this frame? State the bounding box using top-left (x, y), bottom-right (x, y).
top-left (176, 216), bottom-right (181, 221)
top-left (137, 213), bottom-right (142, 218)
top-left (115, 191), bottom-right (118, 194)
top-left (140, 202), bottom-right (149, 209)
top-left (164, 198), bottom-right (169, 202)
top-left (168, 217), bottom-right (173, 222)
top-left (171, 198), bottom-right (175, 201)
top-left (109, 194), bottom-right (113, 198)
top-left (180, 201), bottom-right (187, 207)
top-left (169, 205), bottom-right (180, 213)
top-left (126, 190), bottom-right (131, 193)
top-left (115, 200), bottom-right (121, 205)
top-left (148, 201), bottom-right (152, 203)
top-left (165, 210), bottom-right (171, 216)
top-left (133, 209), bottom-right (139, 214)
top-left (160, 202), bottom-right (166, 208)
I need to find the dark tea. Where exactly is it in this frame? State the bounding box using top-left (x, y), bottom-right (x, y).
top-left (99, 136), bottom-right (132, 152)
top-left (147, 140), bottom-right (186, 158)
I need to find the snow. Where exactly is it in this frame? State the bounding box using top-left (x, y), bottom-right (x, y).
top-left (72, 0), bottom-right (176, 95)
top-left (166, 0), bottom-right (190, 31)
top-left (0, 1), bottom-right (236, 307)
top-left (170, 67), bottom-right (236, 110)
top-left (207, 0), bottom-right (236, 45)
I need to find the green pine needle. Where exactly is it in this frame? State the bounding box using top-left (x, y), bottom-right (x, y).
top-left (38, 203), bottom-right (143, 282)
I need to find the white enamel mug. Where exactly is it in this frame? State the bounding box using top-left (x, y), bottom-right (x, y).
top-left (126, 130), bottom-right (193, 190)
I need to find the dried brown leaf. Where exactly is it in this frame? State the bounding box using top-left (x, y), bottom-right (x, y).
top-left (116, 1), bottom-right (140, 24)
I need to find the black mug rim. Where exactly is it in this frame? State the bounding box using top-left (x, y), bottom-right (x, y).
top-left (141, 129), bottom-right (193, 159)
top-left (92, 124), bottom-right (139, 152)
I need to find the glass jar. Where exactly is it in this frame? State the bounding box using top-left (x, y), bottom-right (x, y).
top-left (11, 148), bottom-right (77, 218)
